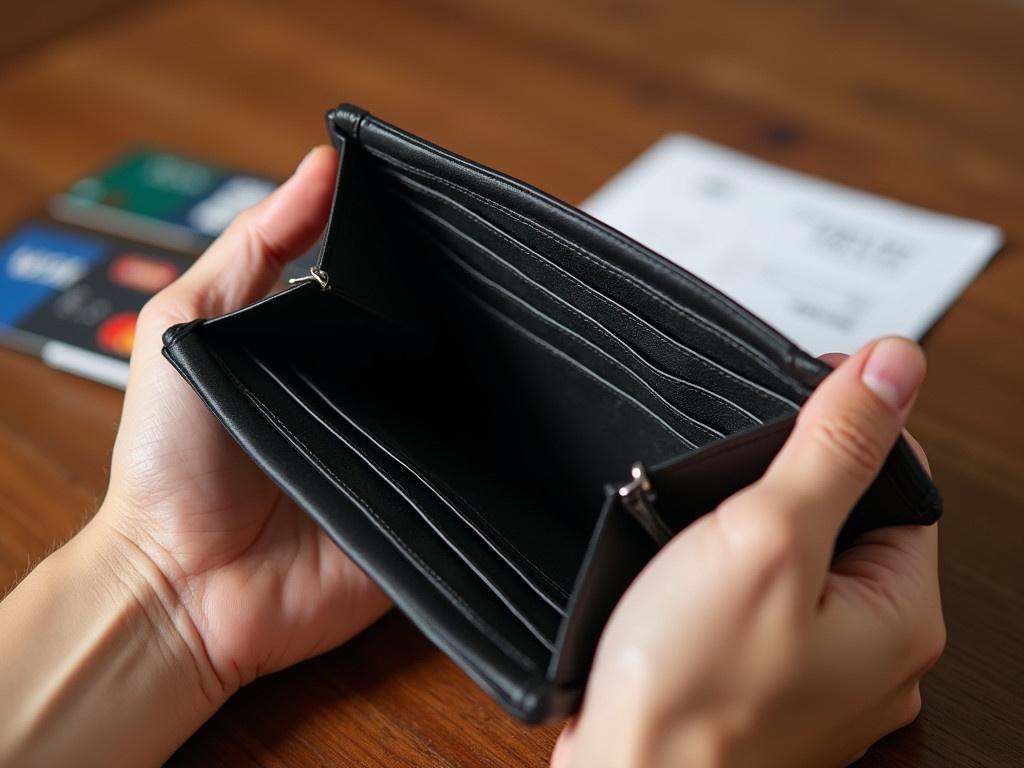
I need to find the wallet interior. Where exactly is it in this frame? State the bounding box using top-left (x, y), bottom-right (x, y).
top-left (163, 105), bottom-right (941, 722)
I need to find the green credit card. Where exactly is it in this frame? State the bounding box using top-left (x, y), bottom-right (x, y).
top-left (50, 148), bottom-right (278, 253)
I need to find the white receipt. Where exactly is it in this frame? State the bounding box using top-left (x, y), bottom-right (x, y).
top-left (582, 134), bottom-right (1003, 355)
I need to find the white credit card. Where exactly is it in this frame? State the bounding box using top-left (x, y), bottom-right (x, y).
top-left (582, 134), bottom-right (1003, 356)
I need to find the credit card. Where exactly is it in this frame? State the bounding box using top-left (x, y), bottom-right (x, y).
top-left (0, 220), bottom-right (191, 387)
top-left (50, 148), bottom-right (278, 253)
top-left (6, 149), bottom-right (322, 387)
top-left (50, 148), bottom-right (320, 282)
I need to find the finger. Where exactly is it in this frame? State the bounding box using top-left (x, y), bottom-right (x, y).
top-left (827, 525), bottom-right (943, 689)
top-left (902, 430), bottom-right (931, 476)
top-left (832, 525), bottom-right (938, 616)
top-left (754, 337), bottom-right (926, 562)
top-left (845, 748), bottom-right (868, 766)
top-left (819, 352), bottom-right (849, 369)
top-left (832, 523), bottom-right (939, 611)
top-left (549, 718), bottom-right (578, 768)
top-left (823, 358), bottom-right (930, 477)
top-left (162, 145), bottom-right (338, 317)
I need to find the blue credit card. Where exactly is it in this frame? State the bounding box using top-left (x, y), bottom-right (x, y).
top-left (0, 224), bottom-right (107, 326)
top-left (0, 221), bottom-right (191, 388)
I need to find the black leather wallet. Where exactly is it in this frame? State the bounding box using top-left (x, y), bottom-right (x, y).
top-left (162, 104), bottom-right (942, 723)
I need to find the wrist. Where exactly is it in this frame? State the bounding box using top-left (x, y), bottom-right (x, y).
top-left (92, 493), bottom-right (245, 697)
top-left (80, 513), bottom-right (233, 708)
top-left (0, 517), bottom-right (228, 766)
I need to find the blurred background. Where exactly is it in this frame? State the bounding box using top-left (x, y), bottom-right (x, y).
top-left (0, 1), bottom-right (1021, 766)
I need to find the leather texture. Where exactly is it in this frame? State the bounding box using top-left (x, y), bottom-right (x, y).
top-left (162, 104), bottom-right (942, 723)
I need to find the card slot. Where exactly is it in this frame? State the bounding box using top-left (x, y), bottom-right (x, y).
top-left (437, 256), bottom-right (706, 453)
top-left (386, 168), bottom-right (797, 420)
top-left (400, 190), bottom-right (770, 435)
top-left (363, 143), bottom-right (806, 401)
top-left (268, 367), bottom-right (565, 648)
top-left (278, 360), bottom-right (573, 610)
top-left (207, 344), bottom-right (556, 667)
top-left (239, 349), bottom-right (565, 650)
top-left (413, 220), bottom-right (724, 445)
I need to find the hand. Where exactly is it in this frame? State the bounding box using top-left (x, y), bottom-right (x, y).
top-left (552, 338), bottom-right (945, 768)
top-left (1, 148), bottom-right (390, 766)
top-left (95, 146), bottom-right (390, 697)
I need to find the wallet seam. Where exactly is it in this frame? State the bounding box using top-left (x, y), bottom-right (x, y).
top-left (394, 178), bottom-right (777, 431)
top-left (387, 169), bottom-right (800, 414)
top-left (207, 347), bottom-right (541, 672)
top-left (363, 130), bottom-right (805, 395)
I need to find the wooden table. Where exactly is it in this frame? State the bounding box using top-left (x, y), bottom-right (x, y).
top-left (1, 1), bottom-right (1021, 765)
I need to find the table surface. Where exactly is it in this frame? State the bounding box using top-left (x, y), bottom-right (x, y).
top-left (1, 1), bottom-right (1021, 765)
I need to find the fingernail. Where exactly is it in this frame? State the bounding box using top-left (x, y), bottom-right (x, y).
top-left (861, 337), bottom-right (925, 410)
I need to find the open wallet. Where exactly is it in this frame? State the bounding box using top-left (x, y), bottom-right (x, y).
top-left (162, 104), bottom-right (942, 723)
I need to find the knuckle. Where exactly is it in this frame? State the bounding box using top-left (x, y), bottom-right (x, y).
top-left (138, 293), bottom-right (182, 329)
top-left (806, 409), bottom-right (889, 479)
top-left (894, 601), bottom-right (946, 680)
top-left (587, 644), bottom-right (670, 727)
top-left (723, 498), bottom-right (805, 572)
top-left (136, 288), bottom-right (202, 343)
top-left (136, 295), bottom-right (171, 335)
top-left (894, 686), bottom-right (923, 730)
top-left (755, 518), bottom-right (803, 569)
top-left (915, 610), bottom-right (947, 674)
top-left (236, 207), bottom-right (285, 267)
top-left (138, 293), bottom-right (169, 322)
top-left (231, 205), bottom-right (257, 231)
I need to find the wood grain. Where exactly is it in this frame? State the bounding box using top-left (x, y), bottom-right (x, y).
top-left (0, 1), bottom-right (1020, 765)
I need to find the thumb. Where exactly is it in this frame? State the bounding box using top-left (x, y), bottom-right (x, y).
top-left (756, 337), bottom-right (926, 559)
top-left (550, 717), bottom-right (578, 768)
top-left (159, 145), bottom-right (338, 319)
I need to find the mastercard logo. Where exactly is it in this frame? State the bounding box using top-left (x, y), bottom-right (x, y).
top-left (97, 312), bottom-right (137, 358)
